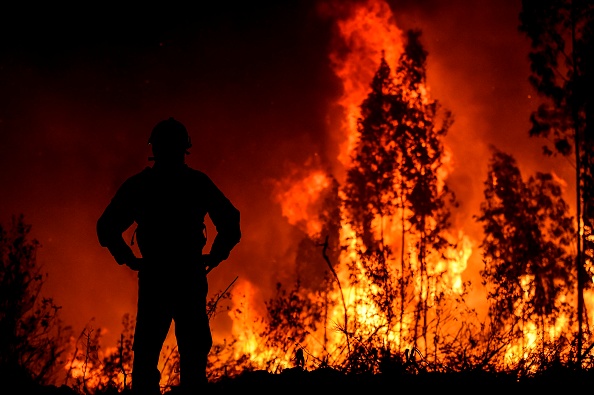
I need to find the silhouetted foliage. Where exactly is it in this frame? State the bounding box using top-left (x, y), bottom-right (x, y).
top-left (65, 325), bottom-right (104, 394)
top-left (0, 215), bottom-right (72, 386)
top-left (477, 148), bottom-right (575, 347)
top-left (343, 53), bottom-right (401, 252)
top-left (98, 314), bottom-right (134, 392)
top-left (518, 0), bottom-right (593, 157)
top-left (519, 0), bottom-right (594, 358)
top-left (393, 30), bottom-right (458, 350)
top-left (261, 280), bottom-right (325, 371)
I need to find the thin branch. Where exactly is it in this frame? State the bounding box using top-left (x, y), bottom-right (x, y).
top-left (318, 235), bottom-right (351, 355)
top-left (207, 276), bottom-right (239, 320)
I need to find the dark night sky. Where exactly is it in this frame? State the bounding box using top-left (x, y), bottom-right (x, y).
top-left (0, 0), bottom-right (573, 347)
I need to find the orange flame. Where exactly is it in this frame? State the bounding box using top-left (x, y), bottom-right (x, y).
top-left (273, 168), bottom-right (331, 237)
top-left (328, 0), bottom-right (404, 168)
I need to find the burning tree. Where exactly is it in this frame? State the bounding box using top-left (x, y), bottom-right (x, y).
top-left (341, 29), bottom-right (461, 371)
top-left (342, 53), bottom-right (401, 254)
top-left (518, 0), bottom-right (594, 360)
top-left (341, 51), bottom-right (403, 365)
top-left (393, 30), bottom-right (457, 353)
top-left (477, 148), bottom-right (575, 367)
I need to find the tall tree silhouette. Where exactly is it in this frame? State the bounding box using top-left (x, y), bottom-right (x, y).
top-left (519, 0), bottom-right (594, 359)
top-left (342, 30), bottom-right (457, 358)
top-left (341, 51), bottom-right (403, 362)
top-left (0, 215), bottom-right (71, 385)
top-left (394, 30), bottom-right (456, 349)
top-left (343, 53), bottom-right (400, 254)
top-left (477, 148), bottom-right (574, 350)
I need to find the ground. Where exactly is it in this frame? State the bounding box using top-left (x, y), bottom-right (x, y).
top-left (12, 366), bottom-right (593, 395)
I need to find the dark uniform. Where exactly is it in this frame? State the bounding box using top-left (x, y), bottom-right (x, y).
top-left (97, 118), bottom-right (241, 394)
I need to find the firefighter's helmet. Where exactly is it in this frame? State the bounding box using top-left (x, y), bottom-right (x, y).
top-left (148, 117), bottom-right (192, 155)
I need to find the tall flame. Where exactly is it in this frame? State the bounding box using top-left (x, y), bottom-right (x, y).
top-left (328, 0), bottom-right (404, 169)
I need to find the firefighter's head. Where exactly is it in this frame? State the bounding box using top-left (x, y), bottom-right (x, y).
top-left (148, 117), bottom-right (192, 162)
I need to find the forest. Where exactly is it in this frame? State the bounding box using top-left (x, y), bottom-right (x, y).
top-left (1, 1), bottom-right (593, 394)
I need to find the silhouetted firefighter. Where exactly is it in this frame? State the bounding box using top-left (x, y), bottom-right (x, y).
top-left (97, 117), bottom-right (241, 395)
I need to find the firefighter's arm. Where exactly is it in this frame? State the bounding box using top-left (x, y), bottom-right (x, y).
top-left (204, 180), bottom-right (241, 268)
top-left (97, 183), bottom-right (137, 267)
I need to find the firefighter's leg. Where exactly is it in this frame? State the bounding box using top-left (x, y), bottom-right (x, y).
top-left (174, 274), bottom-right (211, 392)
top-left (132, 276), bottom-right (172, 395)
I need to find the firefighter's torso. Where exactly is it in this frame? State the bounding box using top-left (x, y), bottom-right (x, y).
top-left (128, 166), bottom-right (208, 263)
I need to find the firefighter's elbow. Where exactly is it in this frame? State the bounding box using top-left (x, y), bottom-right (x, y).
top-left (96, 217), bottom-right (112, 247)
